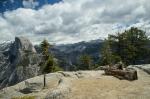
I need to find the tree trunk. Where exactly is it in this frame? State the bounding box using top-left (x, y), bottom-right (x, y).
top-left (43, 74), bottom-right (46, 88)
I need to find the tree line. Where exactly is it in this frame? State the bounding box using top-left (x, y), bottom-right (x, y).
top-left (39, 27), bottom-right (150, 73)
top-left (100, 27), bottom-right (150, 66)
top-left (77, 27), bottom-right (150, 70)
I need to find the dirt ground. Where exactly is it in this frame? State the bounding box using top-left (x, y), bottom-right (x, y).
top-left (69, 69), bottom-right (150, 99)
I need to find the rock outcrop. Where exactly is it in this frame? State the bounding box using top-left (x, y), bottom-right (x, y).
top-left (0, 66), bottom-right (150, 99)
top-left (133, 64), bottom-right (150, 74)
top-left (0, 37), bottom-right (41, 89)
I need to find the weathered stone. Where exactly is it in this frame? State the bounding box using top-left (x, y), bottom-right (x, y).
top-left (96, 65), bottom-right (109, 70)
top-left (19, 81), bottom-right (43, 94)
top-left (45, 78), bottom-right (71, 99)
top-left (0, 67), bottom-right (150, 99)
top-left (0, 37), bottom-right (41, 89)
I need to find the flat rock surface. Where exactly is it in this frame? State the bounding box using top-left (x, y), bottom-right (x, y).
top-left (0, 66), bottom-right (150, 99)
top-left (69, 69), bottom-right (150, 99)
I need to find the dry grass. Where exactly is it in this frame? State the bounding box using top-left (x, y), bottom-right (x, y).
top-left (11, 96), bottom-right (35, 99)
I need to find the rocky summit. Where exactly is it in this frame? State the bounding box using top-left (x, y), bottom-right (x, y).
top-left (0, 65), bottom-right (150, 99)
top-left (0, 37), bottom-right (41, 89)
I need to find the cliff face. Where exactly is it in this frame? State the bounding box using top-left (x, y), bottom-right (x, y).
top-left (0, 37), bottom-right (41, 89)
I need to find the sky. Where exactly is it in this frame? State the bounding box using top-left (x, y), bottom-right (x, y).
top-left (0, 0), bottom-right (150, 44)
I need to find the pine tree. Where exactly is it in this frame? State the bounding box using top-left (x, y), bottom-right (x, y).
top-left (40, 39), bottom-right (62, 73)
top-left (40, 39), bottom-right (51, 60)
top-left (100, 39), bottom-right (121, 66)
top-left (101, 39), bottom-right (112, 65)
top-left (43, 56), bottom-right (54, 73)
top-left (79, 54), bottom-right (92, 70)
top-left (101, 27), bottom-right (150, 65)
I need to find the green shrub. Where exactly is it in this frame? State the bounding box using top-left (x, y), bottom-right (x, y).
top-left (52, 65), bottom-right (63, 72)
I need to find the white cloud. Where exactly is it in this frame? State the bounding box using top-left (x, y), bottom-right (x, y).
top-left (0, 0), bottom-right (150, 44)
top-left (23, 0), bottom-right (39, 8)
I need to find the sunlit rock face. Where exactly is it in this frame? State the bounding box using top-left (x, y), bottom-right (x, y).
top-left (12, 37), bottom-right (37, 54)
top-left (0, 37), bottom-right (41, 89)
top-left (9, 37), bottom-right (37, 64)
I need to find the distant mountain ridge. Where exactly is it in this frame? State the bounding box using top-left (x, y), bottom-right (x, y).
top-left (50, 39), bottom-right (104, 70)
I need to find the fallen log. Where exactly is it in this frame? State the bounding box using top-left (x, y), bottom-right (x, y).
top-left (104, 67), bottom-right (138, 81)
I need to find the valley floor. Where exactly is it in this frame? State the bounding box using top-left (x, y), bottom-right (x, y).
top-left (0, 65), bottom-right (150, 99)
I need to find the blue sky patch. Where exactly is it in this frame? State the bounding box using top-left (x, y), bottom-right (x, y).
top-left (0, 0), bottom-right (62, 13)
